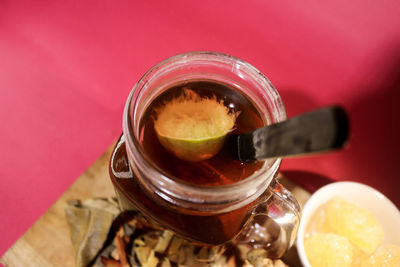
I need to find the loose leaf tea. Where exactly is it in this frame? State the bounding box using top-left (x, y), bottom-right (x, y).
top-left (66, 198), bottom-right (289, 267)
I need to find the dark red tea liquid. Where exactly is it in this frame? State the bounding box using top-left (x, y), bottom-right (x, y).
top-left (110, 80), bottom-right (266, 245)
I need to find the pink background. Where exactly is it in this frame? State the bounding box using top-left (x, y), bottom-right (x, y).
top-left (1, 0), bottom-right (400, 259)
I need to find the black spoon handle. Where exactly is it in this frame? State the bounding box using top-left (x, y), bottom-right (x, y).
top-left (232, 106), bottom-right (349, 163)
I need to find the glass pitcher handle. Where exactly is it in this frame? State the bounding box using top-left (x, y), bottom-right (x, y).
top-left (237, 176), bottom-right (301, 258)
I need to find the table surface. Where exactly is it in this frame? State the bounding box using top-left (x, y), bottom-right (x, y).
top-left (1, 0), bottom-right (400, 262)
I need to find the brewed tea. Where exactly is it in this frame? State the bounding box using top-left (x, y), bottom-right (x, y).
top-left (110, 80), bottom-right (268, 245)
top-left (140, 80), bottom-right (265, 186)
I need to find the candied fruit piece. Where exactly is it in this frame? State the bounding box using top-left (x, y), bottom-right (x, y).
top-left (360, 244), bottom-right (400, 267)
top-left (305, 233), bottom-right (354, 267)
top-left (305, 204), bottom-right (328, 235)
top-left (324, 197), bottom-right (384, 254)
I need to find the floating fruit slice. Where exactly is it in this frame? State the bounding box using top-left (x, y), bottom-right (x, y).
top-left (304, 232), bottom-right (354, 267)
top-left (154, 89), bottom-right (238, 162)
top-left (360, 244), bottom-right (400, 267)
top-left (323, 197), bottom-right (384, 254)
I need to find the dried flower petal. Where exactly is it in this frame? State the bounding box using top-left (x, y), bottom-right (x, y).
top-left (111, 248), bottom-right (120, 261)
top-left (115, 229), bottom-right (129, 267)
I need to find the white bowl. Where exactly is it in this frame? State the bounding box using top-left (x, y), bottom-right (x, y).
top-left (296, 181), bottom-right (400, 267)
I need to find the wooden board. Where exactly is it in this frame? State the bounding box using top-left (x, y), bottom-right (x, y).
top-left (0, 144), bottom-right (310, 267)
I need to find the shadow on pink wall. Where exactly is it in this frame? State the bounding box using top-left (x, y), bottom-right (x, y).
top-left (280, 45), bottom-right (400, 208)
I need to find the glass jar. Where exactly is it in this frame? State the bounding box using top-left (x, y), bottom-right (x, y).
top-left (109, 51), bottom-right (300, 258)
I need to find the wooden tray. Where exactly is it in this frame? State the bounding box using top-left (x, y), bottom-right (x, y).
top-left (0, 144), bottom-right (310, 267)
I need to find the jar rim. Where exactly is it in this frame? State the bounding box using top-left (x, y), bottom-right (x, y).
top-left (123, 51), bottom-right (286, 211)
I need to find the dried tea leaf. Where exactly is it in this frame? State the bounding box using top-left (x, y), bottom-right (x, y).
top-left (174, 243), bottom-right (196, 266)
top-left (244, 258), bottom-right (289, 267)
top-left (133, 232), bottom-right (160, 265)
top-left (143, 250), bottom-right (159, 267)
top-left (247, 249), bottom-right (281, 267)
top-left (65, 198), bottom-right (120, 267)
top-left (128, 214), bottom-right (163, 231)
top-left (244, 260), bottom-right (254, 267)
top-left (247, 249), bottom-right (269, 263)
top-left (100, 256), bottom-right (123, 267)
top-left (172, 243), bottom-right (225, 267)
top-left (248, 258), bottom-right (274, 267)
top-left (167, 236), bottom-right (184, 256)
top-left (209, 253), bottom-right (230, 267)
top-left (154, 231), bottom-right (174, 253)
top-left (208, 246), bottom-right (225, 262)
top-left (194, 246), bottom-right (225, 264)
top-left (134, 244), bottom-right (152, 265)
top-left (93, 242), bottom-right (118, 267)
top-left (134, 238), bottom-right (146, 246)
top-left (83, 197), bottom-right (120, 215)
top-left (272, 259), bottom-right (288, 267)
top-left (160, 258), bottom-right (172, 267)
top-left (223, 256), bottom-right (237, 267)
top-left (197, 247), bottom-right (209, 261)
top-left (135, 232), bottom-right (161, 249)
